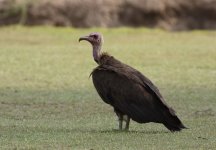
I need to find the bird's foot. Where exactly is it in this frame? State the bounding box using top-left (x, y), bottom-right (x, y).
top-left (112, 128), bottom-right (129, 132)
top-left (124, 127), bottom-right (129, 131)
top-left (112, 129), bottom-right (123, 132)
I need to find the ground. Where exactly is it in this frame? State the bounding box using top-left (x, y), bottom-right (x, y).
top-left (0, 26), bottom-right (215, 149)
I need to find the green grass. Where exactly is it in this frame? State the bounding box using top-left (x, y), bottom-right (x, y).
top-left (0, 26), bottom-right (216, 149)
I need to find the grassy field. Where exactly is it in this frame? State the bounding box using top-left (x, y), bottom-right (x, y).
top-left (0, 26), bottom-right (216, 149)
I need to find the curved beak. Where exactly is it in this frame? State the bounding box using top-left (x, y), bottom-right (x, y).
top-left (79, 36), bottom-right (90, 42)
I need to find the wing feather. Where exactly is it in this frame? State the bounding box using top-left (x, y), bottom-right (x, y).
top-left (92, 65), bottom-right (173, 123)
top-left (98, 64), bottom-right (175, 114)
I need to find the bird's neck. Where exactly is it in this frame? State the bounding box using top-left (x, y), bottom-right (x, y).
top-left (92, 44), bottom-right (102, 63)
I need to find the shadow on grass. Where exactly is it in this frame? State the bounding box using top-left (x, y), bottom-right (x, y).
top-left (1, 124), bottom-right (170, 135)
top-left (101, 129), bottom-right (169, 134)
top-left (67, 128), bottom-right (170, 134)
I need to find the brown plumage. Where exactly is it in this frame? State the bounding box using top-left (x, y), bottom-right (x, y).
top-left (79, 32), bottom-right (187, 132)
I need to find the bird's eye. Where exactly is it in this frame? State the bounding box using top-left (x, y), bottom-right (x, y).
top-left (93, 35), bottom-right (98, 39)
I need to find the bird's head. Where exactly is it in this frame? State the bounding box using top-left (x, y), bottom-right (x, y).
top-left (79, 32), bottom-right (104, 63)
top-left (79, 32), bottom-right (103, 47)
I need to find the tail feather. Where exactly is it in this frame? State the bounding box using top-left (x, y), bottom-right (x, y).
top-left (163, 113), bottom-right (187, 132)
top-left (164, 122), bottom-right (187, 132)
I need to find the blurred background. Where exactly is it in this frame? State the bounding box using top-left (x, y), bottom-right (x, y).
top-left (1, 0), bottom-right (216, 31)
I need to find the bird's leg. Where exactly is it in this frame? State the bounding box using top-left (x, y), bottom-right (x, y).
top-left (118, 114), bottom-right (123, 130)
top-left (114, 108), bottom-right (124, 131)
top-left (124, 115), bottom-right (130, 131)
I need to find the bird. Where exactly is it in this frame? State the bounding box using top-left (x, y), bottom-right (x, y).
top-left (79, 32), bottom-right (187, 132)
